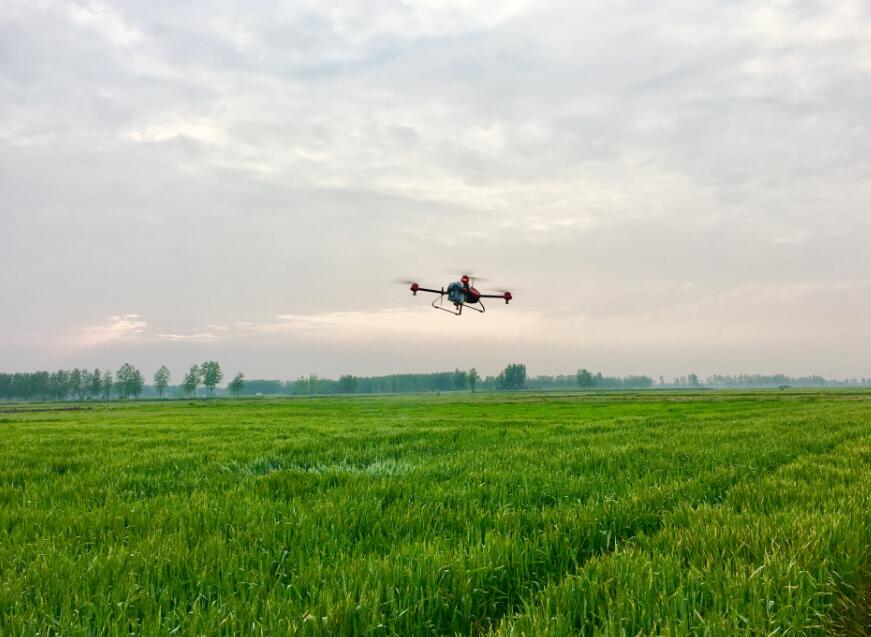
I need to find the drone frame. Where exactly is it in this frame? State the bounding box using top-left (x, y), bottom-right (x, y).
top-left (431, 294), bottom-right (486, 316)
top-left (409, 281), bottom-right (511, 316)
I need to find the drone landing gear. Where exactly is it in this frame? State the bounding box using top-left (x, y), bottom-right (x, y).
top-left (430, 297), bottom-right (486, 315)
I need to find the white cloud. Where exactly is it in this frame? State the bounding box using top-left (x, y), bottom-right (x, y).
top-left (231, 306), bottom-right (539, 343)
top-left (771, 230), bottom-right (813, 246)
top-left (121, 120), bottom-right (226, 145)
top-left (158, 332), bottom-right (217, 342)
top-left (66, 2), bottom-right (143, 46)
top-left (81, 314), bottom-right (147, 346)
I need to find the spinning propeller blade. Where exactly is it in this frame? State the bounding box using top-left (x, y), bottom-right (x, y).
top-left (445, 268), bottom-right (489, 282)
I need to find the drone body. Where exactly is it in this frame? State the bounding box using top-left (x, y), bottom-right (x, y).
top-left (408, 275), bottom-right (513, 316)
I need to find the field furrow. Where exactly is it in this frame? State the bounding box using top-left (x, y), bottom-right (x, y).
top-left (493, 434), bottom-right (871, 636)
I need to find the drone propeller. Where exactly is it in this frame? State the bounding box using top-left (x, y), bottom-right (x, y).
top-left (480, 286), bottom-right (515, 304)
top-left (445, 268), bottom-right (489, 282)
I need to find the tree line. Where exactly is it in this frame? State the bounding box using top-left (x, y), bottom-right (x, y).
top-left (703, 374), bottom-right (871, 388)
top-left (237, 365), bottom-right (651, 395)
top-left (0, 368), bottom-right (131, 401)
top-left (0, 361), bottom-right (246, 402)
top-left (2, 363), bottom-right (868, 402)
top-left (176, 362), bottom-right (244, 397)
top-left (168, 365), bottom-right (515, 397)
top-left (233, 369), bottom-right (486, 396)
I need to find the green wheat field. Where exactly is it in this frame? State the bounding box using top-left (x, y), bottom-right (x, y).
top-left (1, 391), bottom-right (870, 635)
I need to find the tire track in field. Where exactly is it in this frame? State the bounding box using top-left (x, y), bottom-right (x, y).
top-left (289, 416), bottom-right (868, 636)
top-left (490, 432), bottom-right (871, 637)
top-left (392, 434), bottom-right (861, 637)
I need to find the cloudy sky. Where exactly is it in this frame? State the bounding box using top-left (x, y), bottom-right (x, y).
top-left (2, 0), bottom-right (870, 381)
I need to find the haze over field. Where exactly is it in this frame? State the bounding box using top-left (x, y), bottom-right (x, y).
top-left (2, 0), bottom-right (870, 379)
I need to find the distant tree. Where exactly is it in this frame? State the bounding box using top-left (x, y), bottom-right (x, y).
top-left (153, 365), bottom-right (171, 398)
top-left (49, 370), bottom-right (70, 400)
top-left (101, 370), bottom-right (113, 399)
top-left (228, 372), bottom-right (245, 397)
top-left (625, 375), bottom-right (654, 388)
top-left (50, 371), bottom-right (62, 400)
top-left (577, 368), bottom-right (594, 388)
top-left (515, 364), bottom-right (528, 389)
top-left (498, 364), bottom-right (527, 390)
top-left (69, 368), bottom-right (83, 400)
top-left (130, 368), bottom-right (145, 398)
top-left (238, 379), bottom-right (288, 395)
top-left (115, 363), bottom-right (144, 399)
top-left (78, 369), bottom-right (93, 400)
top-left (468, 368), bottom-right (480, 392)
top-left (453, 369), bottom-right (468, 391)
top-left (687, 373), bottom-right (700, 388)
top-left (292, 377), bottom-right (309, 395)
top-left (200, 361), bottom-right (223, 396)
top-left (308, 374), bottom-right (320, 395)
top-left (88, 368), bottom-right (102, 398)
top-left (29, 371), bottom-right (47, 400)
top-left (182, 365), bottom-right (201, 397)
top-left (337, 374), bottom-right (358, 394)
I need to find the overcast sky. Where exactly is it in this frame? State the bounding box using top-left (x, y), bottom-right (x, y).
top-left (2, 0), bottom-right (870, 381)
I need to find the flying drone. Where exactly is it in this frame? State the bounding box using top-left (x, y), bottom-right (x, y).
top-left (404, 274), bottom-right (513, 315)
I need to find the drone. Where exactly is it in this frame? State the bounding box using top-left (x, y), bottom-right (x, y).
top-left (405, 274), bottom-right (513, 315)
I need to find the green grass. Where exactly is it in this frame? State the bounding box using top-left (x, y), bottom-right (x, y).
top-left (1, 390), bottom-right (870, 635)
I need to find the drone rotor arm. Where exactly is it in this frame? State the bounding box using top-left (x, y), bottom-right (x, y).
top-left (410, 285), bottom-right (445, 296)
top-left (477, 291), bottom-right (513, 304)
